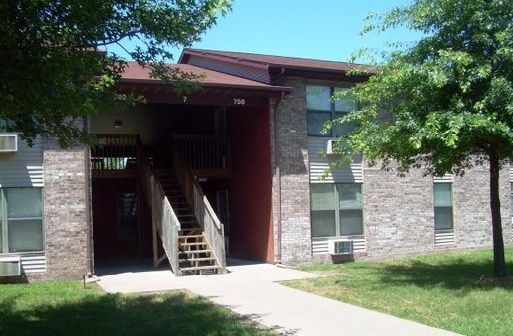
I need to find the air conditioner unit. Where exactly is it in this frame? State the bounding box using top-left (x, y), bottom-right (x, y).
top-left (328, 240), bottom-right (353, 255)
top-left (0, 134), bottom-right (18, 152)
top-left (0, 256), bottom-right (21, 276)
top-left (325, 139), bottom-right (336, 155)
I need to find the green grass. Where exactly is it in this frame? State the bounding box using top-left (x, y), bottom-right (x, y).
top-left (285, 248), bottom-right (513, 336)
top-left (0, 281), bottom-right (275, 336)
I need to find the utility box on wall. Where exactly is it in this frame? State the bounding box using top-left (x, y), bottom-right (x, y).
top-left (0, 256), bottom-right (21, 276)
top-left (328, 240), bottom-right (353, 255)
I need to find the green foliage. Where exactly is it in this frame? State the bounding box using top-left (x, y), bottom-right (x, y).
top-left (0, 0), bottom-right (231, 146)
top-left (338, 0), bottom-right (513, 176)
top-left (334, 0), bottom-right (513, 277)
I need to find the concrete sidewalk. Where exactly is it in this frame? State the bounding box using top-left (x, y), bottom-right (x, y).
top-left (97, 261), bottom-right (462, 336)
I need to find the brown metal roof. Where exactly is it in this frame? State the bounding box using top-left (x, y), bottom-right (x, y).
top-left (179, 49), bottom-right (373, 75)
top-left (120, 61), bottom-right (290, 92)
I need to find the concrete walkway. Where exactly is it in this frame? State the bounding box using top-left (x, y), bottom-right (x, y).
top-left (97, 260), bottom-right (462, 336)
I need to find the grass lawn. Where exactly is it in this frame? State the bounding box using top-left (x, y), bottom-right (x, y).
top-left (0, 281), bottom-right (274, 336)
top-left (286, 248), bottom-right (513, 336)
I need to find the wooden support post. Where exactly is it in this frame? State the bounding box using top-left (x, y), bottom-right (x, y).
top-left (152, 208), bottom-right (158, 268)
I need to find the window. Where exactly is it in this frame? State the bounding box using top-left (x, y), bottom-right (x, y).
top-left (434, 183), bottom-right (453, 231)
top-left (0, 188), bottom-right (43, 253)
top-left (116, 193), bottom-right (138, 240)
top-left (306, 85), bottom-right (357, 137)
top-left (310, 183), bottom-right (363, 237)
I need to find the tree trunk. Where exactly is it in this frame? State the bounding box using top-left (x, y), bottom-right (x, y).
top-left (489, 149), bottom-right (507, 277)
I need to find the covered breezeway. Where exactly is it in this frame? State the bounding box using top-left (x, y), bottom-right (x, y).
top-left (89, 62), bottom-right (290, 272)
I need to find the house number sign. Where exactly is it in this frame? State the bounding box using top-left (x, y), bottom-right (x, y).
top-left (181, 96), bottom-right (247, 106)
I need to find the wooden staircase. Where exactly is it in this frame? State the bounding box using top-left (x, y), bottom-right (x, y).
top-left (155, 170), bottom-right (222, 275)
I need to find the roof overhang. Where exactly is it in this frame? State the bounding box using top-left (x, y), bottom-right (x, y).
top-left (179, 49), bottom-right (375, 84)
top-left (117, 62), bottom-right (291, 108)
top-left (269, 66), bottom-right (371, 83)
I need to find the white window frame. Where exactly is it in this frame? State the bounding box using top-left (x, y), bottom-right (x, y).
top-left (433, 182), bottom-right (453, 232)
top-left (0, 187), bottom-right (44, 253)
top-left (306, 85), bottom-right (357, 137)
top-left (310, 183), bottom-right (363, 238)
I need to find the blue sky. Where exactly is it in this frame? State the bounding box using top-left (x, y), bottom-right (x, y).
top-left (106, 0), bottom-right (419, 63)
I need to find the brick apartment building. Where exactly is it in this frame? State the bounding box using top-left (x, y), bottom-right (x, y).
top-left (0, 49), bottom-right (510, 280)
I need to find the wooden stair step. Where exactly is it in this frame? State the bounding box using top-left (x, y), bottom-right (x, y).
top-left (179, 237), bottom-right (204, 242)
top-left (170, 204), bottom-right (189, 209)
top-left (179, 249), bottom-right (212, 255)
top-left (180, 227), bottom-right (202, 232)
top-left (180, 257), bottom-right (216, 262)
top-left (175, 209), bottom-right (194, 214)
top-left (177, 216), bottom-right (196, 221)
top-left (168, 197), bottom-right (186, 201)
top-left (174, 209), bottom-right (193, 214)
top-left (162, 188), bottom-right (180, 193)
top-left (180, 231), bottom-right (203, 236)
top-left (156, 179), bottom-right (176, 183)
top-left (181, 241), bottom-right (208, 246)
top-left (177, 213), bottom-right (195, 217)
top-left (179, 234), bottom-right (204, 239)
top-left (180, 265), bottom-right (222, 272)
top-left (181, 220), bottom-right (199, 225)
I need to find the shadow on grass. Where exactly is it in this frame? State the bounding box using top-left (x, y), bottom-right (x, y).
top-left (0, 288), bottom-right (274, 336)
top-left (372, 257), bottom-right (513, 291)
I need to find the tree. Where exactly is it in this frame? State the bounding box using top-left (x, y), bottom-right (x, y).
top-left (0, 0), bottom-right (231, 146)
top-left (333, 0), bottom-right (513, 277)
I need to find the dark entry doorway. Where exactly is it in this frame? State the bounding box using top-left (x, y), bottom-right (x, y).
top-left (92, 179), bottom-right (151, 261)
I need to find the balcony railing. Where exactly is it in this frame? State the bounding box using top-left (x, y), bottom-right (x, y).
top-left (91, 134), bottom-right (141, 178)
top-left (172, 134), bottom-right (230, 177)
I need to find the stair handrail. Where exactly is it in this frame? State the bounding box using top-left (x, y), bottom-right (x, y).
top-left (138, 146), bottom-right (182, 275)
top-left (171, 146), bottom-right (227, 272)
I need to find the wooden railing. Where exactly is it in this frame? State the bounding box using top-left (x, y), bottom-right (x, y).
top-left (172, 134), bottom-right (230, 177)
top-left (91, 134), bottom-right (140, 177)
top-left (172, 146), bottom-right (227, 272)
top-left (139, 147), bottom-right (182, 275)
top-left (92, 134), bottom-right (225, 275)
